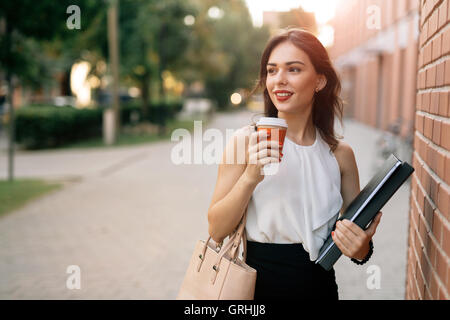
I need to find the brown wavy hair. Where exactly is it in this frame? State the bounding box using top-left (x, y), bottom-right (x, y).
top-left (251, 28), bottom-right (344, 153)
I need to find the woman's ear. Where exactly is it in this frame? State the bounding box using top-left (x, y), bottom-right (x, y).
top-left (316, 75), bottom-right (327, 91)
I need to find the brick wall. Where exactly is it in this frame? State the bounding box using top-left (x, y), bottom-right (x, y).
top-left (406, 0), bottom-right (450, 300)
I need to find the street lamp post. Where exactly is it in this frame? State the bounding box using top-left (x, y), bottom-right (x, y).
top-left (106, 0), bottom-right (120, 145)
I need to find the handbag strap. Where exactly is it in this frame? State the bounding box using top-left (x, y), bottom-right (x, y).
top-left (212, 210), bottom-right (247, 266)
top-left (229, 210), bottom-right (247, 260)
top-left (198, 209), bottom-right (249, 280)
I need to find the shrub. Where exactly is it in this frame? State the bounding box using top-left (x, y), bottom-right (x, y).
top-left (15, 101), bottom-right (183, 149)
top-left (15, 106), bottom-right (102, 149)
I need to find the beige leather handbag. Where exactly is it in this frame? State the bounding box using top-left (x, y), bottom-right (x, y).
top-left (177, 212), bottom-right (257, 300)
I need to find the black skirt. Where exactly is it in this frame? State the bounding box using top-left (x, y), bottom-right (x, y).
top-left (246, 240), bottom-right (339, 300)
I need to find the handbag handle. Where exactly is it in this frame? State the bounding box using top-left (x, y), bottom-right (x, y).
top-left (196, 209), bottom-right (249, 284)
top-left (209, 211), bottom-right (248, 284)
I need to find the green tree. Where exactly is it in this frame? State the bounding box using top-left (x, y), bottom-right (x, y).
top-left (119, 0), bottom-right (191, 118)
top-left (182, 0), bottom-right (270, 109)
top-left (0, 0), bottom-right (106, 180)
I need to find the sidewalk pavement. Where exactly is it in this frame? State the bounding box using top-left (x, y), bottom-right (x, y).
top-left (0, 109), bottom-right (412, 299)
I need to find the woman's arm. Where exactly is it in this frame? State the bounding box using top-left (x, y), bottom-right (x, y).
top-left (332, 142), bottom-right (382, 260)
top-left (337, 141), bottom-right (360, 215)
top-left (207, 126), bottom-right (257, 244)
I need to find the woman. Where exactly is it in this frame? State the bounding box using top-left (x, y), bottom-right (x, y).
top-left (207, 28), bottom-right (382, 300)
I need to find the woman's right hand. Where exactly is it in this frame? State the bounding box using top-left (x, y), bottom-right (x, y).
top-left (243, 130), bottom-right (281, 185)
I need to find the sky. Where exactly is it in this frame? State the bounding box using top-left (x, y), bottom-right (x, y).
top-left (244, 0), bottom-right (339, 27)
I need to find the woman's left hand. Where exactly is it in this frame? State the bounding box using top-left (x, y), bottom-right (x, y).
top-left (332, 211), bottom-right (382, 260)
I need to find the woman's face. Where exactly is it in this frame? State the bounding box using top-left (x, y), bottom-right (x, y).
top-left (265, 41), bottom-right (325, 113)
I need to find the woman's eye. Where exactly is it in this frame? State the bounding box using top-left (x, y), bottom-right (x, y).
top-left (267, 68), bottom-right (276, 74)
top-left (289, 67), bottom-right (300, 72)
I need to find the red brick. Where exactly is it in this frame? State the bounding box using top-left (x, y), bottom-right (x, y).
top-left (412, 201), bottom-right (420, 230)
top-left (416, 261), bottom-right (426, 298)
top-left (424, 116), bottom-right (433, 139)
top-left (420, 140), bottom-right (427, 163)
top-left (421, 2), bottom-right (426, 27)
top-left (438, 1), bottom-right (448, 30)
top-left (443, 28), bottom-right (450, 55)
top-left (423, 91), bottom-right (431, 111)
top-left (430, 234), bottom-right (438, 266)
top-left (421, 18), bottom-right (429, 46)
top-left (432, 36), bottom-right (442, 61)
top-left (424, 43), bottom-right (432, 65)
top-left (414, 134), bottom-right (420, 152)
top-left (430, 92), bottom-right (440, 114)
top-left (436, 61), bottom-right (445, 86)
top-left (414, 114), bottom-right (423, 132)
top-left (417, 92), bottom-right (422, 108)
top-left (427, 66), bottom-right (436, 88)
top-left (428, 147), bottom-right (436, 176)
top-left (437, 183), bottom-right (449, 218)
top-left (433, 210), bottom-right (443, 243)
top-left (432, 119), bottom-right (442, 144)
top-left (419, 215), bottom-right (428, 245)
top-left (445, 60), bottom-right (450, 85)
top-left (448, 0), bottom-right (450, 23)
top-left (429, 10), bottom-right (438, 37)
top-left (439, 92), bottom-right (449, 117)
top-left (430, 173), bottom-right (439, 202)
top-left (435, 249), bottom-right (448, 284)
top-left (424, 286), bottom-right (433, 300)
top-left (436, 149), bottom-right (446, 177)
top-left (446, 155), bottom-right (450, 185)
top-left (410, 276), bottom-right (418, 299)
top-left (447, 264), bottom-right (450, 295)
top-left (413, 153), bottom-right (420, 171)
top-left (442, 122), bottom-right (450, 150)
top-left (418, 70), bottom-right (425, 90)
top-left (430, 266), bottom-right (440, 299)
top-left (424, 198), bottom-right (434, 230)
top-left (417, 181), bottom-right (426, 212)
top-left (438, 285), bottom-right (447, 300)
top-left (443, 222), bottom-right (450, 258)
top-left (416, 114), bottom-right (424, 132)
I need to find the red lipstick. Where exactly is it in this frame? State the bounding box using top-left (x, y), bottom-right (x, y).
top-left (273, 90), bottom-right (293, 102)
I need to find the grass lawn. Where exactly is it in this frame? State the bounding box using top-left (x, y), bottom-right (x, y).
top-left (0, 179), bottom-right (63, 217)
top-left (60, 118), bottom-right (204, 150)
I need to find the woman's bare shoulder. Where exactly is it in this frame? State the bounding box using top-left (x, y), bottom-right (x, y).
top-left (332, 140), bottom-right (356, 176)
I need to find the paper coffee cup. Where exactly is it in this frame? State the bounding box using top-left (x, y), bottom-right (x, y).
top-left (256, 117), bottom-right (288, 175)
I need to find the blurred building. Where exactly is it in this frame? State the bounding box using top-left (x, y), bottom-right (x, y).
top-left (329, 0), bottom-right (419, 139)
top-left (330, 0), bottom-right (449, 300)
top-left (262, 8), bottom-right (317, 35)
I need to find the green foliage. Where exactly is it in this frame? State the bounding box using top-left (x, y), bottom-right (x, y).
top-left (121, 100), bottom-right (183, 126)
top-left (0, 0), bottom-right (104, 87)
top-left (2, 0), bottom-right (271, 114)
top-left (119, 0), bottom-right (192, 110)
top-left (15, 102), bottom-right (183, 149)
top-left (15, 106), bottom-right (103, 149)
top-left (183, 0), bottom-right (270, 109)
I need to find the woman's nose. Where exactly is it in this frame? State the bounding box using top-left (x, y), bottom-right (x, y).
top-left (275, 70), bottom-right (288, 85)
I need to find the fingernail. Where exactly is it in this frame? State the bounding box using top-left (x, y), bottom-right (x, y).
top-left (332, 231), bottom-right (335, 237)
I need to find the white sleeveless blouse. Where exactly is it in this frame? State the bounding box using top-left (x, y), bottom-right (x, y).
top-left (245, 126), bottom-right (343, 261)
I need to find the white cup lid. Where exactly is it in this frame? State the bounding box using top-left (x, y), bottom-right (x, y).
top-left (256, 117), bottom-right (288, 128)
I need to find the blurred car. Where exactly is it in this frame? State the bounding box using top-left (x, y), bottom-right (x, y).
top-left (52, 96), bottom-right (77, 107)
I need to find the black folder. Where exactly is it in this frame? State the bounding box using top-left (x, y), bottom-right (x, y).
top-left (316, 154), bottom-right (414, 271)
